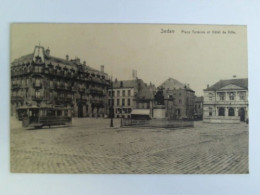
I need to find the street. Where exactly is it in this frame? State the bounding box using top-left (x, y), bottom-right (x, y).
top-left (10, 118), bottom-right (248, 174)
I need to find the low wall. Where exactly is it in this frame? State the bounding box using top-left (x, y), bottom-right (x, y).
top-left (203, 116), bottom-right (240, 124)
top-left (153, 108), bottom-right (166, 119)
top-left (122, 119), bottom-right (194, 128)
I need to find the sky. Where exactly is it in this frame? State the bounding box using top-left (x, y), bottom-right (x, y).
top-left (11, 24), bottom-right (248, 96)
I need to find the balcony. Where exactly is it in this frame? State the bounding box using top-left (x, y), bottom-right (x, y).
top-left (55, 84), bottom-right (65, 90)
top-left (31, 96), bottom-right (44, 101)
top-left (78, 87), bottom-right (86, 92)
top-left (33, 82), bottom-right (42, 89)
top-left (55, 96), bottom-right (73, 103)
top-left (11, 83), bottom-right (21, 89)
top-left (76, 97), bottom-right (88, 103)
top-left (11, 96), bottom-right (24, 101)
top-left (90, 89), bottom-right (104, 96)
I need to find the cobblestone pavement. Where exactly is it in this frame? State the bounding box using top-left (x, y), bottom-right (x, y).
top-left (10, 118), bottom-right (249, 174)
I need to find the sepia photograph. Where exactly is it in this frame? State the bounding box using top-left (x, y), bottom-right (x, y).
top-left (10, 23), bottom-right (248, 174)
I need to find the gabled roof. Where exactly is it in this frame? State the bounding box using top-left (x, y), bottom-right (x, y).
top-left (112, 79), bottom-right (156, 100)
top-left (159, 77), bottom-right (194, 92)
top-left (11, 45), bottom-right (104, 75)
top-left (204, 78), bottom-right (248, 91)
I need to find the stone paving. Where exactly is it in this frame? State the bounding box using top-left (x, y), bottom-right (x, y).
top-left (10, 118), bottom-right (249, 174)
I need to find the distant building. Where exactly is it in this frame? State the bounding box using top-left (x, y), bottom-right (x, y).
top-left (203, 78), bottom-right (248, 123)
top-left (108, 71), bottom-right (156, 119)
top-left (159, 78), bottom-right (195, 120)
top-left (11, 46), bottom-right (110, 119)
top-left (194, 96), bottom-right (203, 120)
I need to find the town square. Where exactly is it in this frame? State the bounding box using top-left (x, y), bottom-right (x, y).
top-left (11, 118), bottom-right (248, 174)
top-left (10, 24), bottom-right (248, 174)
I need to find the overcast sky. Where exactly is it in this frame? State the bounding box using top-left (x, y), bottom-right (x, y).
top-left (11, 24), bottom-right (248, 96)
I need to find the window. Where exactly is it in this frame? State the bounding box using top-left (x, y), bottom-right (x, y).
top-left (218, 92), bottom-right (225, 101)
top-left (117, 90), bottom-right (120, 97)
top-left (122, 99), bottom-right (125, 106)
top-left (35, 90), bottom-right (40, 98)
top-left (117, 99), bottom-right (120, 106)
top-left (179, 99), bottom-right (182, 104)
top-left (208, 93), bottom-right (213, 101)
top-left (128, 90), bottom-right (131, 96)
top-left (209, 107), bottom-right (212, 116)
top-left (229, 92), bottom-right (235, 100)
top-left (218, 107), bottom-right (225, 116)
top-left (239, 92), bottom-right (246, 100)
top-left (228, 108), bottom-right (235, 116)
top-left (127, 98), bottom-right (131, 106)
top-left (112, 91), bottom-right (115, 97)
top-left (35, 78), bottom-right (41, 87)
top-left (122, 90), bottom-right (125, 96)
top-left (108, 91), bottom-right (111, 97)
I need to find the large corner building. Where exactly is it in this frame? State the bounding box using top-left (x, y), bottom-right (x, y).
top-left (11, 46), bottom-right (110, 119)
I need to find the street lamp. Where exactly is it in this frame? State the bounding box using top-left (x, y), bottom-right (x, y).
top-left (110, 76), bottom-right (114, 127)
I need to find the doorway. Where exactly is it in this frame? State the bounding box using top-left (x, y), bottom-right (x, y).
top-left (239, 108), bottom-right (245, 121)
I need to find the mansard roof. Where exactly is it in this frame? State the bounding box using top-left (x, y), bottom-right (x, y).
top-left (113, 79), bottom-right (138, 89)
top-left (11, 46), bottom-right (104, 75)
top-left (159, 77), bottom-right (194, 92)
top-left (159, 77), bottom-right (185, 90)
top-left (204, 78), bottom-right (248, 91)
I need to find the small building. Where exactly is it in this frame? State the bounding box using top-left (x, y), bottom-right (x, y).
top-left (108, 71), bottom-right (156, 119)
top-left (203, 78), bottom-right (248, 123)
top-left (159, 78), bottom-right (195, 120)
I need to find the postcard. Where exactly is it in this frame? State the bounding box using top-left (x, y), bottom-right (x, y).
top-left (10, 24), bottom-right (248, 174)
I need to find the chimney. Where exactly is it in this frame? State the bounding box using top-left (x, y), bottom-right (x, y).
top-left (66, 55), bottom-right (69, 61)
top-left (83, 61), bottom-right (86, 65)
top-left (45, 48), bottom-right (50, 57)
top-left (120, 81), bottom-right (123, 87)
top-left (132, 70), bottom-right (137, 79)
top-left (207, 84), bottom-right (209, 89)
top-left (115, 78), bottom-right (118, 83)
top-left (100, 65), bottom-right (104, 73)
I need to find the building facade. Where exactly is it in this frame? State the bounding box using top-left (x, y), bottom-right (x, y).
top-left (108, 75), bottom-right (156, 119)
top-left (194, 96), bottom-right (203, 120)
top-left (159, 78), bottom-right (195, 120)
top-left (11, 46), bottom-right (110, 119)
top-left (203, 78), bottom-right (248, 123)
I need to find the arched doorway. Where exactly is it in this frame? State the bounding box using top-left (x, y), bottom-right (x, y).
top-left (239, 108), bottom-right (245, 121)
top-left (218, 107), bottom-right (225, 116)
top-left (228, 108), bottom-right (235, 116)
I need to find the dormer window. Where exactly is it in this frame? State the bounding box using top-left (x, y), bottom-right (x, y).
top-left (35, 56), bottom-right (42, 63)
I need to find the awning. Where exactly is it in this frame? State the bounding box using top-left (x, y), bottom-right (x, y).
top-left (131, 109), bottom-right (150, 115)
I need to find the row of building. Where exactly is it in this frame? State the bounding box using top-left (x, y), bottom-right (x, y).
top-left (11, 46), bottom-right (248, 123)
